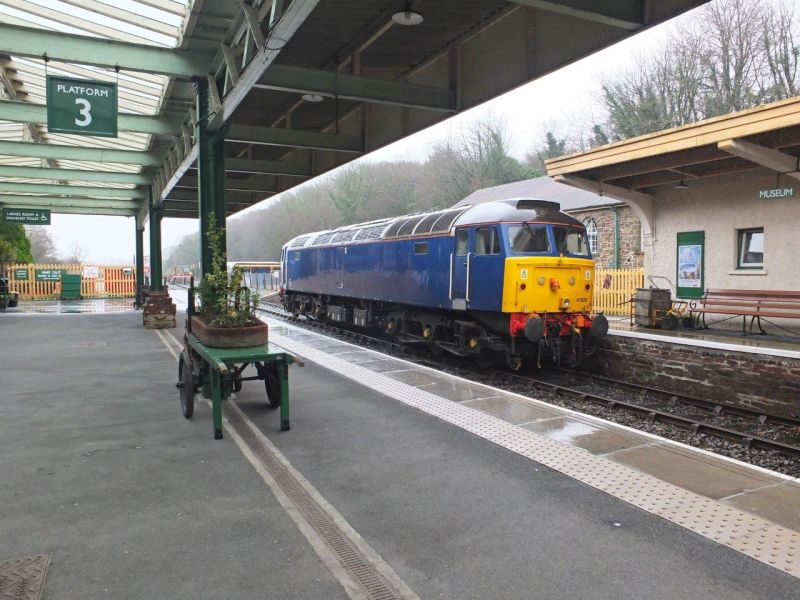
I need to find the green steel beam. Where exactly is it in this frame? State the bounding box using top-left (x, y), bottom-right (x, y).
top-left (510, 1), bottom-right (641, 30)
top-left (0, 140), bottom-right (161, 166)
top-left (0, 205), bottom-right (136, 217)
top-left (135, 215), bottom-right (145, 308)
top-left (0, 23), bottom-right (211, 77)
top-left (166, 189), bottom-right (257, 203)
top-left (0, 164), bottom-right (150, 185)
top-left (0, 194), bottom-right (139, 210)
top-left (149, 188), bottom-right (163, 290)
top-left (176, 176), bottom-right (277, 193)
top-left (227, 124), bottom-right (363, 153)
top-left (0, 181), bottom-right (144, 199)
top-left (197, 79), bottom-right (226, 278)
top-left (255, 64), bottom-right (457, 112)
top-left (0, 100), bottom-right (182, 136)
top-left (224, 158), bottom-right (310, 176)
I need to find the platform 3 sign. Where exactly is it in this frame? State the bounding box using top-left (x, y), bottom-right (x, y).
top-left (47, 75), bottom-right (118, 137)
top-left (3, 207), bottom-right (51, 225)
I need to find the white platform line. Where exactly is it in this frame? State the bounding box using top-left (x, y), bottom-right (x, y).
top-left (152, 328), bottom-right (420, 600)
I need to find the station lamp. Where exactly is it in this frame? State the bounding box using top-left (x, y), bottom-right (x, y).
top-left (302, 93), bottom-right (324, 103)
top-left (392, 2), bottom-right (424, 26)
top-left (674, 180), bottom-right (689, 190)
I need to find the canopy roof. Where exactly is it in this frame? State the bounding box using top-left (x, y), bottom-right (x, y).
top-left (0, 0), bottom-right (709, 222)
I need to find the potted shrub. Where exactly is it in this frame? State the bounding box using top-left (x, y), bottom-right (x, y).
top-left (191, 216), bottom-right (268, 348)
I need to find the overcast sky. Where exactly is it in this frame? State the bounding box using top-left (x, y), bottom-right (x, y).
top-left (45, 9), bottom-right (677, 265)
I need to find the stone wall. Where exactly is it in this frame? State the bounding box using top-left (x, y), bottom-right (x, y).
top-left (584, 334), bottom-right (800, 419)
top-left (569, 205), bottom-right (644, 269)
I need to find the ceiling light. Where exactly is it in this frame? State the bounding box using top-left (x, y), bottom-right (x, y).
top-left (301, 93), bottom-right (324, 103)
top-left (392, 2), bottom-right (423, 26)
top-left (674, 180), bottom-right (689, 190)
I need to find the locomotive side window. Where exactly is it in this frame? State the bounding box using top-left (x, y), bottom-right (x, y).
top-left (508, 224), bottom-right (550, 253)
top-left (553, 226), bottom-right (591, 257)
top-left (414, 242), bottom-right (429, 255)
top-left (455, 230), bottom-right (469, 256)
top-left (475, 227), bottom-right (500, 255)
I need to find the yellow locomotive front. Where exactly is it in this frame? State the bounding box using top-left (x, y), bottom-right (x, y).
top-left (500, 219), bottom-right (608, 367)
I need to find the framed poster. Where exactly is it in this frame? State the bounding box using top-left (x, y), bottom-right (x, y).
top-left (676, 231), bottom-right (704, 299)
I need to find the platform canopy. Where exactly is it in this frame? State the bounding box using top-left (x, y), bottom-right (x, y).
top-left (0, 0), bottom-right (711, 224)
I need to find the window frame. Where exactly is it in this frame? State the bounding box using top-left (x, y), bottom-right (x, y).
top-left (475, 226), bottom-right (501, 256)
top-left (583, 218), bottom-right (598, 256)
top-left (455, 229), bottom-right (469, 256)
top-left (736, 227), bottom-right (764, 270)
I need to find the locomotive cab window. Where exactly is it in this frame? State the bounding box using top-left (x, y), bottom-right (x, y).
top-left (414, 242), bottom-right (429, 255)
top-left (508, 224), bottom-right (550, 254)
top-left (553, 226), bottom-right (591, 257)
top-left (475, 227), bottom-right (500, 255)
top-left (455, 230), bottom-right (469, 256)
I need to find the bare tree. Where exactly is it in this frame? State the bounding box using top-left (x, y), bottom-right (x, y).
top-left (595, 0), bottom-right (800, 141)
top-left (25, 225), bottom-right (60, 262)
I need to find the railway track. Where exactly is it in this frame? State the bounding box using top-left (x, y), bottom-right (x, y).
top-left (493, 370), bottom-right (800, 459)
top-left (171, 286), bottom-right (800, 465)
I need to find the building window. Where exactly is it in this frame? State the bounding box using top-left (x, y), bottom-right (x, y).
top-left (737, 228), bottom-right (764, 269)
top-left (583, 218), bottom-right (598, 255)
top-left (475, 227), bottom-right (500, 255)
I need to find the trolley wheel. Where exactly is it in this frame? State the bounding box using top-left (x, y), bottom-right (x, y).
top-left (178, 350), bottom-right (195, 419)
top-left (264, 364), bottom-right (281, 409)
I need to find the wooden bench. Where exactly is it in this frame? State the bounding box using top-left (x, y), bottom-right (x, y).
top-left (689, 289), bottom-right (800, 335)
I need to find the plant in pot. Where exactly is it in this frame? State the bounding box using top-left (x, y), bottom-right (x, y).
top-left (191, 216), bottom-right (268, 348)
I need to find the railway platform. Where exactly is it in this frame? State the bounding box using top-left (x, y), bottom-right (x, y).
top-left (1, 299), bottom-right (799, 599)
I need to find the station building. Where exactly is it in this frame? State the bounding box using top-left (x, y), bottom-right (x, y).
top-left (546, 97), bottom-right (800, 299)
top-left (455, 176), bottom-right (644, 269)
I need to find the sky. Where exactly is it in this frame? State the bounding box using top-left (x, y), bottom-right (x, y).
top-left (42, 5), bottom-right (679, 265)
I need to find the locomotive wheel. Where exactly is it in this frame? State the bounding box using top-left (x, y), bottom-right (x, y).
top-left (178, 350), bottom-right (195, 419)
top-left (474, 350), bottom-right (495, 370)
top-left (264, 364), bottom-right (282, 409)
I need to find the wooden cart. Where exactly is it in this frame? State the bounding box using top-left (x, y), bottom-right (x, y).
top-left (177, 333), bottom-right (296, 439)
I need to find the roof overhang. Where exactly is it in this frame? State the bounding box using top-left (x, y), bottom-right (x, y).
top-left (546, 95), bottom-right (800, 193)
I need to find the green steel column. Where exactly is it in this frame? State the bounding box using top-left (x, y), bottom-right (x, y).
top-left (195, 77), bottom-right (227, 277)
top-left (135, 215), bottom-right (145, 307)
top-left (148, 187), bottom-right (163, 291)
top-left (612, 207), bottom-right (621, 269)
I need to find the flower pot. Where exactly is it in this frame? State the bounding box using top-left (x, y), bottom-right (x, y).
top-left (190, 315), bottom-right (269, 348)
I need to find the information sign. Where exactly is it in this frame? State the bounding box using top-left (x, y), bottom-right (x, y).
top-left (676, 231), bottom-right (704, 299)
top-left (35, 269), bottom-right (65, 282)
top-left (47, 75), bottom-right (118, 137)
top-left (758, 186), bottom-right (794, 199)
top-left (14, 268), bottom-right (29, 281)
top-left (2, 208), bottom-right (51, 225)
top-left (82, 266), bottom-right (100, 279)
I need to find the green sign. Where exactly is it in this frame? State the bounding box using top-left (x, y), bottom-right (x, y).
top-left (35, 269), bottom-right (65, 282)
top-left (46, 75), bottom-right (117, 137)
top-left (758, 186), bottom-right (794, 199)
top-left (2, 207), bottom-right (51, 225)
top-left (676, 231), bottom-right (704, 299)
top-left (14, 268), bottom-right (29, 281)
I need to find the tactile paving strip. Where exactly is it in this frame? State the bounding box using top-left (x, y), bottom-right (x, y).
top-left (0, 554), bottom-right (50, 600)
top-left (271, 329), bottom-right (800, 579)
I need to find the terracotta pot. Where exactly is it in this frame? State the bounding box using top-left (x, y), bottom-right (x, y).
top-left (190, 315), bottom-right (269, 348)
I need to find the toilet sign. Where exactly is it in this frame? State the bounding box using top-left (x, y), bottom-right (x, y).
top-left (47, 75), bottom-right (117, 137)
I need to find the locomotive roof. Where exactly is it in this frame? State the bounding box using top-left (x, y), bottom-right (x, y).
top-left (284, 199), bottom-right (583, 249)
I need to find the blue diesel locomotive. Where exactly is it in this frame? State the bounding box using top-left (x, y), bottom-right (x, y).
top-left (281, 199), bottom-right (608, 368)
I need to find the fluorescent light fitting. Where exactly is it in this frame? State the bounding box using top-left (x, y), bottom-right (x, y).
top-left (302, 93), bottom-right (324, 103)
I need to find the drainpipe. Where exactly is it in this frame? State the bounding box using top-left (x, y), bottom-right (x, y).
top-left (612, 206), bottom-right (621, 268)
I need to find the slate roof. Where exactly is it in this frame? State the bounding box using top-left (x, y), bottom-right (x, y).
top-left (453, 176), bottom-right (623, 212)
